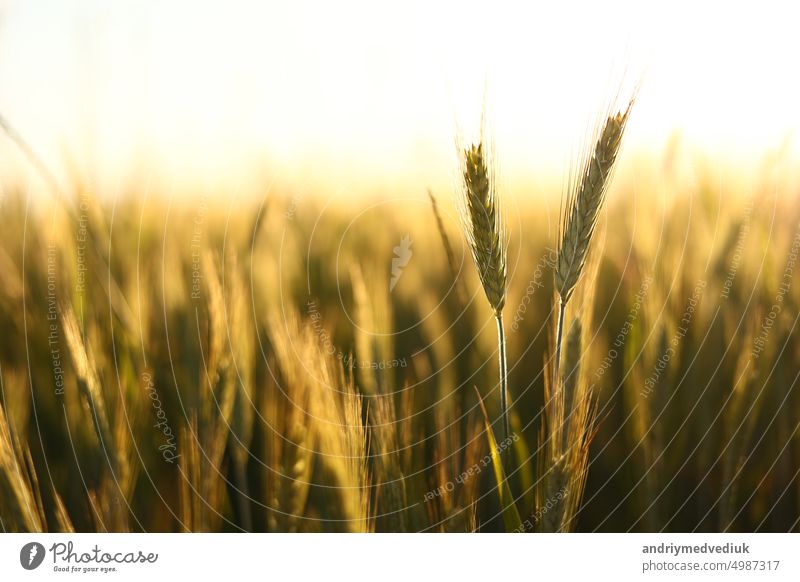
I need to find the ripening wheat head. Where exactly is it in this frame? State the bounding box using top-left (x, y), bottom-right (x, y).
top-left (460, 141), bottom-right (507, 314)
top-left (556, 99), bottom-right (634, 304)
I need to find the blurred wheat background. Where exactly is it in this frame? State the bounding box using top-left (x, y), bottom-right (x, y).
top-left (1, 0), bottom-right (800, 532)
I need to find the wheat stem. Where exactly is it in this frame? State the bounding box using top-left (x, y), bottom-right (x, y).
top-left (457, 133), bottom-right (511, 480)
top-left (553, 300), bottom-right (567, 401)
top-left (496, 314), bottom-right (510, 469)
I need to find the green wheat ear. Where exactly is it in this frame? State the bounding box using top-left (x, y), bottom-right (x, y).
top-left (460, 141), bottom-right (507, 315)
top-left (458, 131), bottom-right (511, 458)
top-left (553, 97), bottom-right (635, 393)
top-left (556, 101), bottom-right (634, 305)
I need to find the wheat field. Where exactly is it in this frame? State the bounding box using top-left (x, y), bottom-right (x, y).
top-left (1, 123), bottom-right (799, 533)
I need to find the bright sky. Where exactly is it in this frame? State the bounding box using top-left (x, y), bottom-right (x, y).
top-left (0, 0), bottom-right (798, 198)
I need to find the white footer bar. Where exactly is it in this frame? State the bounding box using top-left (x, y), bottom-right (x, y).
top-left (1, 533), bottom-right (797, 581)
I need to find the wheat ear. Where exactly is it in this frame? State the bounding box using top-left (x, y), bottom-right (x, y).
top-left (461, 142), bottom-right (507, 314)
top-left (458, 139), bottom-right (510, 454)
top-left (554, 99), bottom-right (634, 385)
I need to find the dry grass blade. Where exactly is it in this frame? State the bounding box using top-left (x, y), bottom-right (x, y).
top-left (538, 315), bottom-right (597, 532)
top-left (350, 263), bottom-right (394, 396)
top-left (268, 309), bottom-right (372, 532)
top-left (427, 189), bottom-right (467, 306)
top-left (0, 402), bottom-right (47, 531)
top-left (60, 304), bottom-right (115, 467)
top-left (370, 395), bottom-right (407, 531)
top-left (266, 366), bottom-right (314, 533)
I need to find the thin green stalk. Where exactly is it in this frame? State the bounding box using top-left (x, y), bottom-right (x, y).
top-left (496, 314), bottom-right (510, 471)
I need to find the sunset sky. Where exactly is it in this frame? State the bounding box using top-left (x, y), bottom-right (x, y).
top-left (0, 0), bottom-right (798, 198)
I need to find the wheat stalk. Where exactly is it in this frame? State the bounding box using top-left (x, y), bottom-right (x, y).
top-left (458, 136), bottom-right (510, 456)
top-left (561, 318), bottom-right (582, 451)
